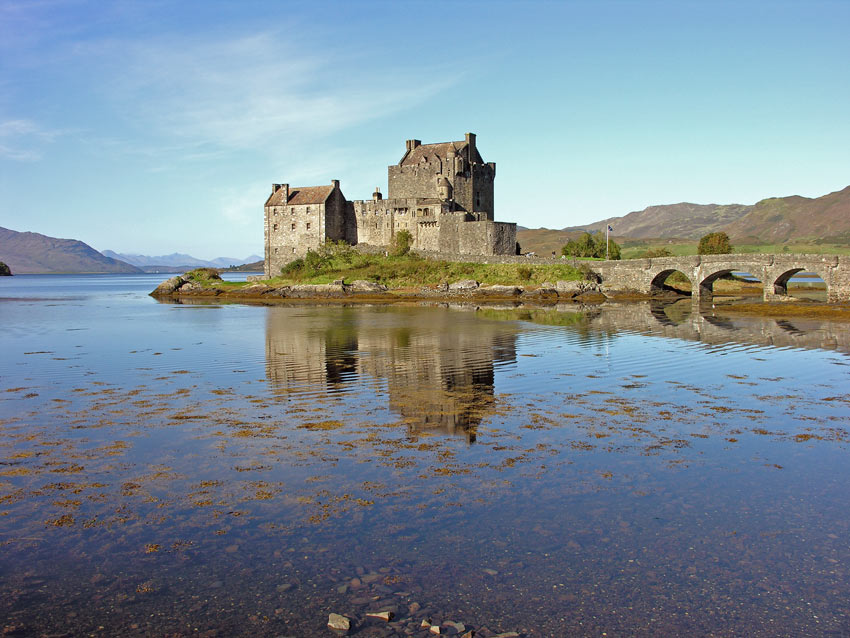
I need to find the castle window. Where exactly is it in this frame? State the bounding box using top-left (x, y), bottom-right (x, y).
top-left (291, 223), bottom-right (295, 230)
top-left (273, 223), bottom-right (278, 231)
top-left (292, 248), bottom-right (296, 253)
top-left (306, 222), bottom-right (311, 230)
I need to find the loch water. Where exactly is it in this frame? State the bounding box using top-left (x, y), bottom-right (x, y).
top-left (1, 274), bottom-right (849, 637)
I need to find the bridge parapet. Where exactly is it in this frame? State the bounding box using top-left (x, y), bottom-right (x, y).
top-left (591, 253), bottom-right (850, 303)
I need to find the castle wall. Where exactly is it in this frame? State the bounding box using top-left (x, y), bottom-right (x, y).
top-left (455, 220), bottom-right (516, 255)
top-left (352, 198), bottom-right (450, 250)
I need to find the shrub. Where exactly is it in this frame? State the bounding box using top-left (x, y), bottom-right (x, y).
top-left (643, 247), bottom-right (673, 258)
top-left (184, 267), bottom-right (222, 281)
top-left (391, 230), bottom-right (412, 256)
top-left (517, 266), bottom-right (533, 281)
top-left (698, 232), bottom-right (732, 255)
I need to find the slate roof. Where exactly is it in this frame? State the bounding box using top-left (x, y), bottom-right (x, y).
top-left (266, 185), bottom-right (334, 207)
top-left (400, 140), bottom-right (484, 167)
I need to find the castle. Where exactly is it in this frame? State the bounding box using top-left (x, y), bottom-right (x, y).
top-left (263, 133), bottom-right (517, 277)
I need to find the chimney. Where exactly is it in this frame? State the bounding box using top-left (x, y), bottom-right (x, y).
top-left (272, 183), bottom-right (281, 194)
top-left (405, 139), bottom-right (421, 152)
top-left (331, 179), bottom-right (340, 189)
top-left (465, 132), bottom-right (476, 160)
top-left (281, 183), bottom-right (289, 203)
top-left (373, 187), bottom-right (383, 201)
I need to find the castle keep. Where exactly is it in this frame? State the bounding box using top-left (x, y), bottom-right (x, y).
top-left (264, 133), bottom-right (517, 277)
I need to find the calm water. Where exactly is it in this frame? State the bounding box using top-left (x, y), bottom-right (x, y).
top-left (1, 275), bottom-right (849, 637)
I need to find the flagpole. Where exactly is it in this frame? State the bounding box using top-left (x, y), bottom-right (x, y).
top-left (606, 224), bottom-right (609, 260)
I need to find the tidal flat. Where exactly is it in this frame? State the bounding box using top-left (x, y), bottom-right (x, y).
top-left (1, 274), bottom-right (850, 637)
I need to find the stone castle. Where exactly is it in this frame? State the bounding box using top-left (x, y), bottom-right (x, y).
top-left (263, 133), bottom-right (517, 277)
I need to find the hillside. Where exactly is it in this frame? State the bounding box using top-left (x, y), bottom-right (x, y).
top-left (0, 227), bottom-right (143, 274)
top-left (582, 203), bottom-right (751, 240)
top-left (722, 185), bottom-right (850, 244)
top-left (578, 185), bottom-right (850, 244)
top-left (516, 184), bottom-right (850, 255)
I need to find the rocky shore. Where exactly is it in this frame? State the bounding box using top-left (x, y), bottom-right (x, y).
top-left (150, 274), bottom-right (611, 303)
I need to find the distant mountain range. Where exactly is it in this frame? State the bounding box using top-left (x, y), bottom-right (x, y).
top-left (0, 227), bottom-right (143, 274)
top-left (101, 251), bottom-right (262, 272)
top-left (0, 226), bottom-right (261, 274)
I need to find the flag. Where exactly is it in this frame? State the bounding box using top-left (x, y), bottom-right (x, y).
top-left (607, 225), bottom-right (613, 232)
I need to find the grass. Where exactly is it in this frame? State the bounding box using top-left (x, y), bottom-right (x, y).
top-left (263, 242), bottom-right (585, 288)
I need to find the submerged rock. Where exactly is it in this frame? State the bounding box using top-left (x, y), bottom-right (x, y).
top-left (327, 612), bottom-right (351, 631)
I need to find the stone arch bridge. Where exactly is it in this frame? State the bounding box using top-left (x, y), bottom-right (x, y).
top-left (591, 254), bottom-right (850, 303)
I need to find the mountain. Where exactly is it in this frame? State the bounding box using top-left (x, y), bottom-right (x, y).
top-left (722, 185), bottom-right (850, 244)
top-left (102, 251), bottom-right (263, 271)
top-left (0, 227), bottom-right (143, 274)
top-left (577, 185), bottom-right (850, 243)
top-left (581, 203), bottom-right (752, 240)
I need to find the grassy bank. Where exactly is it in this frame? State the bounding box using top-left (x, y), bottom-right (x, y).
top-left (264, 243), bottom-right (587, 288)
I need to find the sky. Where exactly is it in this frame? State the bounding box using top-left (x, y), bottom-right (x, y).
top-left (0, 0), bottom-right (848, 259)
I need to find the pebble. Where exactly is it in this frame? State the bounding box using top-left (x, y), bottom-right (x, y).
top-left (430, 626), bottom-right (441, 635)
top-left (482, 568), bottom-right (498, 576)
top-left (349, 577), bottom-right (362, 588)
top-left (276, 583), bottom-right (293, 592)
top-left (445, 621), bottom-right (466, 632)
top-left (408, 602), bottom-right (421, 614)
top-left (366, 611), bottom-right (393, 622)
top-left (327, 613), bottom-right (351, 631)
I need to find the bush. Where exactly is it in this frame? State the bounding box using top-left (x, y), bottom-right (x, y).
top-left (184, 267), bottom-right (222, 281)
top-left (643, 247), bottom-right (673, 258)
top-left (561, 232), bottom-right (620, 260)
top-left (698, 232), bottom-right (732, 255)
top-left (391, 230), bottom-right (412, 256)
top-left (517, 266), bottom-right (533, 281)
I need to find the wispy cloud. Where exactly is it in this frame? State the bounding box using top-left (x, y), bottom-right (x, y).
top-left (0, 118), bottom-right (63, 161)
top-left (106, 31), bottom-right (458, 156)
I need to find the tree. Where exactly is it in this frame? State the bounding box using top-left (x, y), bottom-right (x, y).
top-left (561, 232), bottom-right (620, 260)
top-left (698, 232), bottom-right (732, 255)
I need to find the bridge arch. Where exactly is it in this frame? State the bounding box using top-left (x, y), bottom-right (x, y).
top-left (697, 264), bottom-right (765, 301)
top-left (650, 269), bottom-right (692, 296)
top-left (771, 267), bottom-right (828, 299)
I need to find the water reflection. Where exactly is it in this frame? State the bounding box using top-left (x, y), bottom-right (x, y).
top-left (265, 307), bottom-right (518, 440)
top-left (489, 300), bottom-right (850, 354)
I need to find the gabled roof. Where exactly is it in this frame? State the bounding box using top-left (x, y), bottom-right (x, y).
top-left (400, 140), bottom-right (484, 166)
top-left (266, 185), bottom-right (334, 207)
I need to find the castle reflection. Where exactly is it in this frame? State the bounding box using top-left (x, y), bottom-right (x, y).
top-left (265, 307), bottom-right (518, 441)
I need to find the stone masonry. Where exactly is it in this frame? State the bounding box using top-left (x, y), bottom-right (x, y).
top-left (264, 133), bottom-right (517, 277)
top-left (592, 253), bottom-right (850, 303)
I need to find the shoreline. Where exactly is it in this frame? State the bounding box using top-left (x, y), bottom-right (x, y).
top-left (149, 274), bottom-right (850, 321)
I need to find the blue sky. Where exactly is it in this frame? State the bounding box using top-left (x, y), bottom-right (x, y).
top-left (1, 0), bottom-right (848, 259)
